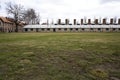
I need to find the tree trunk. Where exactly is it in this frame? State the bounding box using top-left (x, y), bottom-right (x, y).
top-left (15, 22), bottom-right (18, 32)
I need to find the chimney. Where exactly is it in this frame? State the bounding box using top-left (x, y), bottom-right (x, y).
top-left (118, 18), bottom-right (120, 24)
top-left (94, 19), bottom-right (98, 24)
top-left (81, 19), bottom-right (83, 25)
top-left (88, 19), bottom-right (91, 24)
top-left (65, 19), bottom-right (69, 25)
top-left (110, 18), bottom-right (113, 24)
top-left (103, 19), bottom-right (106, 24)
top-left (58, 19), bottom-right (61, 25)
top-left (73, 19), bottom-right (76, 25)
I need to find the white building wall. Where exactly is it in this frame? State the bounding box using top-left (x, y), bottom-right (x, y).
top-left (23, 25), bottom-right (120, 32)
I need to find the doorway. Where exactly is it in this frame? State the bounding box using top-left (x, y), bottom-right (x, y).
top-left (36, 28), bottom-right (38, 32)
top-left (53, 28), bottom-right (56, 32)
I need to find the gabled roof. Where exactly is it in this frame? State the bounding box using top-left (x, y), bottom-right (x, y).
top-left (0, 16), bottom-right (13, 23)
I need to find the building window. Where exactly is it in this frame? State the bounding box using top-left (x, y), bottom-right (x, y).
top-left (113, 28), bottom-right (116, 31)
top-left (90, 28), bottom-right (93, 30)
top-left (53, 28), bottom-right (56, 32)
top-left (70, 28), bottom-right (73, 31)
top-left (82, 28), bottom-right (84, 31)
top-left (42, 28), bottom-right (44, 31)
top-left (36, 28), bottom-right (38, 32)
top-left (47, 28), bottom-right (50, 31)
top-left (75, 28), bottom-right (78, 31)
top-left (25, 29), bottom-right (28, 32)
top-left (106, 28), bottom-right (109, 31)
top-left (98, 28), bottom-right (101, 31)
top-left (64, 28), bottom-right (67, 31)
top-left (58, 28), bottom-right (61, 30)
top-left (31, 28), bottom-right (33, 31)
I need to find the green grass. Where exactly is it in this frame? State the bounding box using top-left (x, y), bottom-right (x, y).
top-left (0, 32), bottom-right (120, 80)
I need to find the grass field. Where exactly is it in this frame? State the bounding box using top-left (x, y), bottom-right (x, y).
top-left (0, 32), bottom-right (120, 80)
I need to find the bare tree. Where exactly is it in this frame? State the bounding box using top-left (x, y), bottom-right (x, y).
top-left (51, 19), bottom-right (54, 25)
top-left (6, 2), bottom-right (24, 32)
top-left (35, 14), bottom-right (40, 24)
top-left (84, 16), bottom-right (87, 24)
top-left (0, 2), bottom-right (1, 8)
top-left (47, 19), bottom-right (49, 25)
top-left (99, 17), bottom-right (102, 24)
top-left (24, 8), bottom-right (38, 24)
top-left (113, 16), bottom-right (117, 24)
top-left (93, 17), bottom-right (96, 24)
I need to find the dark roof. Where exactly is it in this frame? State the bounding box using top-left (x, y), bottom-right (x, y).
top-left (0, 16), bottom-right (13, 23)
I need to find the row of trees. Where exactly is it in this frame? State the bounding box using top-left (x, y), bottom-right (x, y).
top-left (4, 2), bottom-right (40, 32)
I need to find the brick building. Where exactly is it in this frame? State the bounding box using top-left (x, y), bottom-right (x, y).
top-left (0, 16), bottom-right (25, 32)
top-left (0, 16), bottom-right (15, 32)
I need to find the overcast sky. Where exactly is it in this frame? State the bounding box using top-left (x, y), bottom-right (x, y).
top-left (0, 0), bottom-right (120, 22)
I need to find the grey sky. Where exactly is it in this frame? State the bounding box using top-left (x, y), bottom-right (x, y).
top-left (100, 0), bottom-right (120, 3)
top-left (0, 0), bottom-right (120, 23)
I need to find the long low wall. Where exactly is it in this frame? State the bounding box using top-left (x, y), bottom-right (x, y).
top-left (23, 25), bottom-right (120, 32)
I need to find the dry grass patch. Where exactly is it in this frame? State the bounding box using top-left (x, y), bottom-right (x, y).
top-left (20, 59), bottom-right (32, 64)
top-left (23, 52), bottom-right (34, 55)
top-left (81, 39), bottom-right (108, 43)
top-left (90, 68), bottom-right (109, 79)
